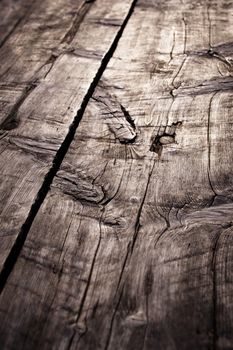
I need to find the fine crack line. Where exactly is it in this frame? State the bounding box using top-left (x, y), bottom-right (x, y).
top-left (207, 2), bottom-right (212, 50)
top-left (104, 159), bottom-right (156, 350)
top-left (115, 158), bottom-right (156, 293)
top-left (182, 15), bottom-right (187, 54)
top-left (211, 224), bottom-right (231, 350)
top-left (67, 210), bottom-right (104, 350)
top-left (168, 31), bottom-right (176, 65)
top-left (168, 55), bottom-right (186, 124)
top-left (208, 90), bottom-right (219, 350)
top-left (0, 0), bottom-right (138, 294)
top-left (104, 286), bottom-right (125, 350)
top-left (207, 91), bottom-right (218, 206)
top-left (211, 231), bottom-right (221, 350)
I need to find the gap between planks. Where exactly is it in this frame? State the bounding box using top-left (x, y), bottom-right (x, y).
top-left (0, 0), bottom-right (138, 294)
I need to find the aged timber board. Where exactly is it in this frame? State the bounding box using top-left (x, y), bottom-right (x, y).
top-left (0, 0), bottom-right (136, 271)
top-left (1, 0), bottom-right (233, 349)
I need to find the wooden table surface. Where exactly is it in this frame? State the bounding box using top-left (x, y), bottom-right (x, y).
top-left (0, 0), bottom-right (233, 349)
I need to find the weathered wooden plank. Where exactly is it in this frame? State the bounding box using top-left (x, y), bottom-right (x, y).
top-left (1, 0), bottom-right (233, 349)
top-left (0, 0), bottom-right (136, 272)
top-left (0, 0), bottom-right (35, 126)
top-left (0, 0), bottom-right (89, 126)
top-left (0, 0), bottom-right (33, 47)
top-left (0, 0), bottom-right (88, 82)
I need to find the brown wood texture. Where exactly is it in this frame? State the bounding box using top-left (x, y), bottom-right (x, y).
top-left (0, 0), bottom-right (135, 272)
top-left (1, 0), bottom-right (233, 349)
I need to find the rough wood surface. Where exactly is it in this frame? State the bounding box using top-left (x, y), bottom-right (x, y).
top-left (0, 0), bottom-right (33, 47)
top-left (1, 0), bottom-right (233, 349)
top-left (0, 0), bottom-right (135, 272)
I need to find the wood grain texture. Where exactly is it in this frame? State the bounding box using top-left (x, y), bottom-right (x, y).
top-left (0, 0), bottom-right (86, 126)
top-left (0, 0), bottom-right (33, 47)
top-left (1, 0), bottom-right (233, 349)
top-left (0, 0), bottom-right (135, 272)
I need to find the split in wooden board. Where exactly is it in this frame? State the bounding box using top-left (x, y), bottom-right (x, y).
top-left (0, 0), bottom-right (135, 271)
top-left (1, 0), bottom-right (233, 349)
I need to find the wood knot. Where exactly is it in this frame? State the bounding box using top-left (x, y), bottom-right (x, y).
top-left (159, 135), bottom-right (175, 145)
top-left (1, 114), bottom-right (20, 130)
top-left (150, 121), bottom-right (182, 156)
top-left (207, 48), bottom-right (215, 56)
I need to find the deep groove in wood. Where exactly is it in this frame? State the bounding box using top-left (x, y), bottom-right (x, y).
top-left (0, 0), bottom-right (138, 294)
top-left (61, 1), bottom-right (92, 45)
